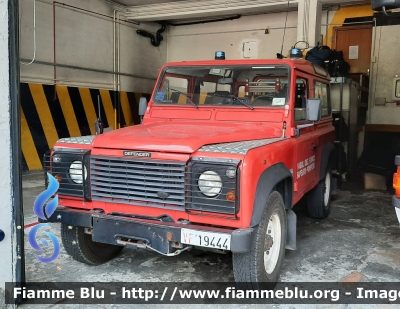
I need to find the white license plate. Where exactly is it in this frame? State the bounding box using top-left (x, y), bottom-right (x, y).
top-left (181, 228), bottom-right (231, 250)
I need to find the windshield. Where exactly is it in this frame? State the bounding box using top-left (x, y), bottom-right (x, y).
top-left (153, 65), bottom-right (290, 108)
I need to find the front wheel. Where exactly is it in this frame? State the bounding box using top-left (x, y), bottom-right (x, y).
top-left (61, 224), bottom-right (123, 265)
top-left (307, 165), bottom-right (332, 219)
top-left (232, 191), bottom-right (287, 289)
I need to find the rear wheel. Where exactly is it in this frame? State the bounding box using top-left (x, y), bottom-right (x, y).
top-left (307, 165), bottom-right (332, 219)
top-left (232, 191), bottom-right (286, 289)
top-left (61, 224), bottom-right (123, 265)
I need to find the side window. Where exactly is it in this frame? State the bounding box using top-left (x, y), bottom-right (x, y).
top-left (314, 81), bottom-right (330, 117)
top-left (294, 78), bottom-right (308, 122)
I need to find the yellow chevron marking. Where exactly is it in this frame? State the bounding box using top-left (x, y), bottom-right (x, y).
top-left (178, 93), bottom-right (186, 104)
top-left (29, 83), bottom-right (59, 148)
top-left (199, 92), bottom-right (207, 104)
top-left (120, 91), bottom-right (133, 126)
top-left (56, 86), bottom-right (81, 137)
top-left (78, 88), bottom-right (97, 135)
top-left (99, 89), bottom-right (115, 129)
top-left (20, 107), bottom-right (42, 170)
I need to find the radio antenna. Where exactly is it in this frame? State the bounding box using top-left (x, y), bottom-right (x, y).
top-left (280, 0), bottom-right (291, 57)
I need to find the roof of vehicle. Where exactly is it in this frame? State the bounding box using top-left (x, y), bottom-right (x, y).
top-left (161, 58), bottom-right (329, 79)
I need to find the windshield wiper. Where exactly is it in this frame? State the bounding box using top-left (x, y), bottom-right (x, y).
top-left (228, 95), bottom-right (254, 110)
top-left (169, 88), bottom-right (198, 109)
top-left (211, 93), bottom-right (254, 110)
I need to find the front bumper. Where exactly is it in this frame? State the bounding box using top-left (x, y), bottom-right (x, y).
top-left (41, 207), bottom-right (253, 254)
top-left (393, 196), bottom-right (400, 224)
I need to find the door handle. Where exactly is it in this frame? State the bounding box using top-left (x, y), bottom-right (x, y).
top-left (0, 229), bottom-right (4, 242)
top-left (311, 145), bottom-right (317, 151)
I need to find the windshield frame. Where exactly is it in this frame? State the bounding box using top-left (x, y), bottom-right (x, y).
top-left (152, 64), bottom-right (291, 108)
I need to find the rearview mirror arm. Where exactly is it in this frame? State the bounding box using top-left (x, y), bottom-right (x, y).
top-left (294, 122), bottom-right (315, 136)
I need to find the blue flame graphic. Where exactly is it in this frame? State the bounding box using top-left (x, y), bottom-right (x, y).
top-left (29, 173), bottom-right (60, 263)
top-left (28, 223), bottom-right (60, 263)
top-left (33, 173), bottom-right (59, 220)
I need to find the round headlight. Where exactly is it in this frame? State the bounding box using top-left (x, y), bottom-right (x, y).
top-left (198, 170), bottom-right (222, 197)
top-left (68, 160), bottom-right (87, 184)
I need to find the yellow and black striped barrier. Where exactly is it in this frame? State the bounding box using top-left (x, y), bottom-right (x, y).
top-left (20, 83), bottom-right (150, 171)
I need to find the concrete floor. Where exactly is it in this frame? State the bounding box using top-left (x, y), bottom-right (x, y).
top-left (18, 172), bottom-right (400, 308)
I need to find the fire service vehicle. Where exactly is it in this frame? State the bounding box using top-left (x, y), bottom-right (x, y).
top-left (43, 53), bottom-right (335, 286)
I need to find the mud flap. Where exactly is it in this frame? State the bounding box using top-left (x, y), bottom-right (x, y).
top-left (286, 209), bottom-right (296, 250)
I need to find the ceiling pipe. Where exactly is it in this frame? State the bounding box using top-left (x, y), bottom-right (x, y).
top-left (53, 2), bottom-right (139, 25)
top-left (136, 21), bottom-right (166, 47)
top-left (166, 14), bottom-right (241, 26)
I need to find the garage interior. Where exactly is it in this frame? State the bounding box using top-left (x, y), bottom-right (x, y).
top-left (17, 0), bottom-right (400, 305)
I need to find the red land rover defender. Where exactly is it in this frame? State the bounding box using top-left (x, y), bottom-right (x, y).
top-left (43, 57), bottom-right (335, 286)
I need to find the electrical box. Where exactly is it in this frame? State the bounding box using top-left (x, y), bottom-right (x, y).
top-left (393, 77), bottom-right (400, 101)
top-left (243, 41), bottom-right (258, 58)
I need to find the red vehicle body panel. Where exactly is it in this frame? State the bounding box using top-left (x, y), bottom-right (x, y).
top-left (92, 120), bottom-right (282, 153)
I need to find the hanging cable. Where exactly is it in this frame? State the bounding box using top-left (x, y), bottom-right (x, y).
top-left (21, 0), bottom-right (36, 65)
top-left (278, 0), bottom-right (291, 58)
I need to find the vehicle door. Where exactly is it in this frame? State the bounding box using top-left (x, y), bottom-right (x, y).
top-left (293, 74), bottom-right (317, 196)
top-left (313, 80), bottom-right (335, 178)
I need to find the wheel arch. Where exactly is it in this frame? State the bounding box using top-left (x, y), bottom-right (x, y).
top-left (250, 163), bottom-right (293, 227)
top-left (319, 142), bottom-right (335, 181)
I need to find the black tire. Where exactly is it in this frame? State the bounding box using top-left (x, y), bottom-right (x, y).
top-left (61, 224), bottom-right (123, 265)
top-left (307, 165), bottom-right (332, 219)
top-left (232, 191), bottom-right (287, 289)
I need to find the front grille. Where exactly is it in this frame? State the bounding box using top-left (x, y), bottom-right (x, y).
top-left (90, 156), bottom-right (186, 209)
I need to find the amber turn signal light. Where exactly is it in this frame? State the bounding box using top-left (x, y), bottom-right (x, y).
top-left (54, 174), bottom-right (63, 183)
top-left (226, 190), bottom-right (235, 201)
top-left (393, 167), bottom-right (400, 198)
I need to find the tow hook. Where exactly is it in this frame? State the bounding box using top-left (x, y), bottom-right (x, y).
top-left (144, 243), bottom-right (192, 256)
top-left (116, 238), bottom-right (192, 256)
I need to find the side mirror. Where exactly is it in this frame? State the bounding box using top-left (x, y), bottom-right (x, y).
top-left (138, 97), bottom-right (148, 123)
top-left (306, 98), bottom-right (322, 122)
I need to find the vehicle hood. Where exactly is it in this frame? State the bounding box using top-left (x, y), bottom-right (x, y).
top-left (91, 121), bottom-right (281, 153)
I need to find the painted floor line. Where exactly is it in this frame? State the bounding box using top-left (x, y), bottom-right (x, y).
top-left (24, 221), bottom-right (40, 229)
